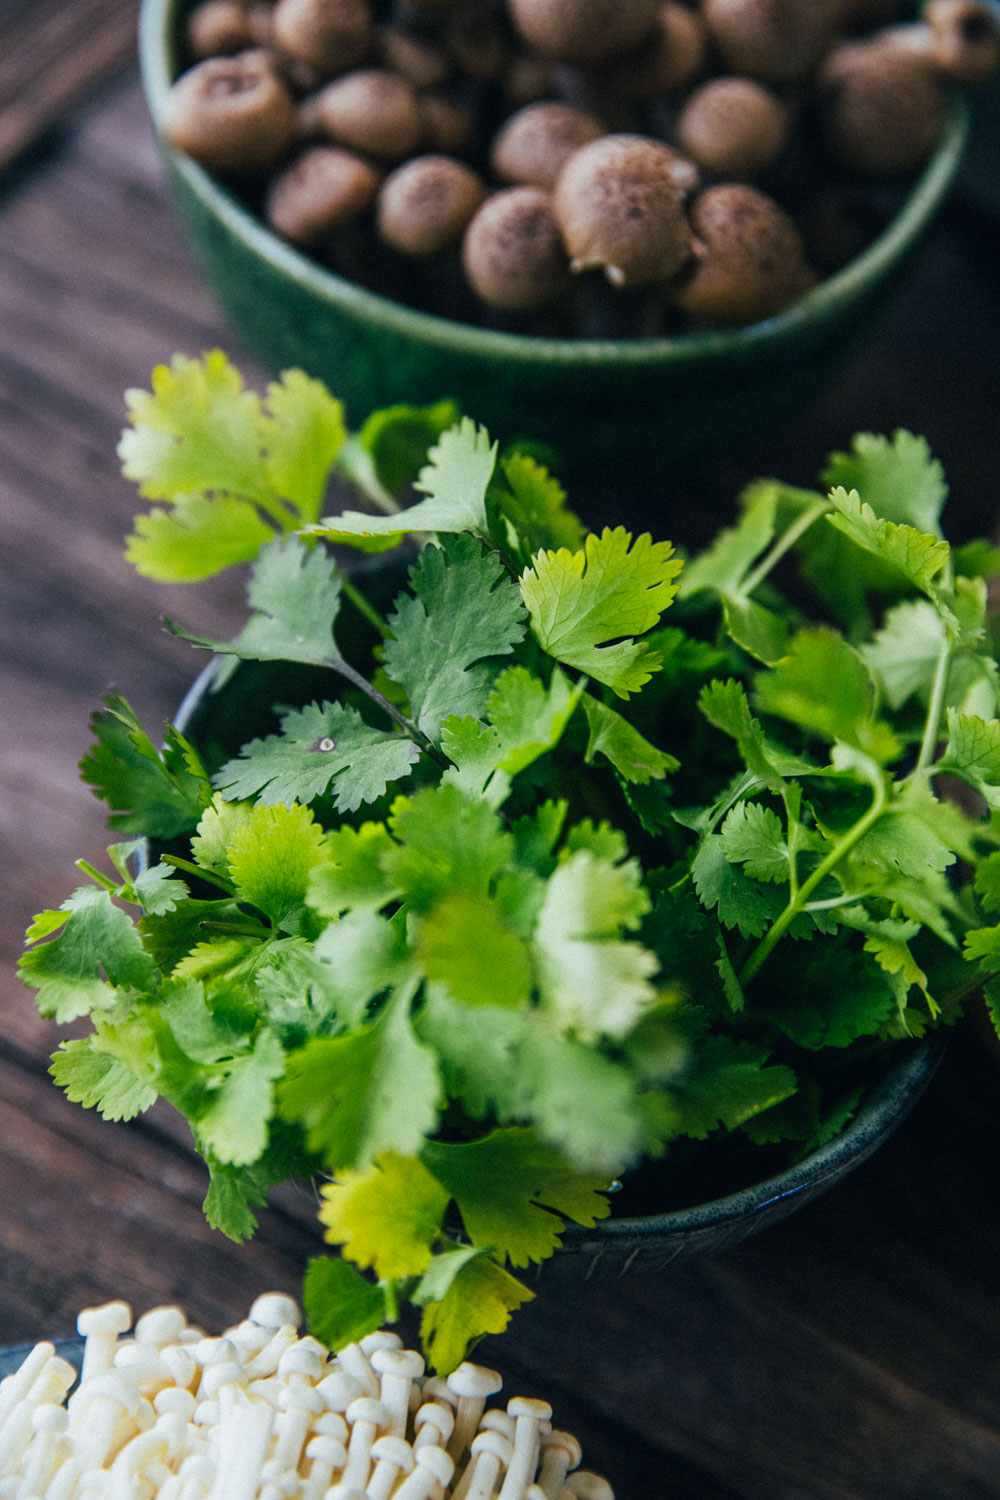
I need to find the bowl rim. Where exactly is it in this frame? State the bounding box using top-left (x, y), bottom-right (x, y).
top-left (138, 0), bottom-right (969, 371)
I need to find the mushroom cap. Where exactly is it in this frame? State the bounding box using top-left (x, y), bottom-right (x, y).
top-left (78, 1302), bottom-right (133, 1338)
top-left (186, 0), bottom-right (257, 59)
top-left (470, 1429), bottom-right (515, 1463)
top-left (305, 1433), bottom-right (350, 1466)
top-left (507, 0), bottom-right (660, 64)
top-left (162, 52), bottom-right (298, 173)
top-left (265, 146), bottom-right (380, 245)
top-left (134, 1306), bottom-right (188, 1347)
top-left (315, 68), bottom-right (424, 160)
top-left (346, 1396), bottom-right (391, 1427)
top-left (271, 0), bottom-right (373, 74)
top-left (507, 1395), bottom-right (554, 1422)
top-left (377, 155), bottom-right (485, 255)
top-left (925, 0), bottom-right (1000, 86)
top-left (815, 38), bottom-right (948, 175)
top-left (412, 1444), bottom-right (456, 1485)
top-left (672, 183), bottom-right (815, 325)
top-left (418, 92), bottom-right (474, 154)
top-left (446, 1362), bottom-right (505, 1400)
top-left (278, 1342), bottom-right (326, 1379)
top-left (552, 133), bottom-right (697, 286)
top-left (606, 2), bottom-right (708, 98)
top-left (676, 76), bottom-right (790, 179)
top-left (490, 102), bottom-right (606, 189)
top-left (462, 187), bottom-right (572, 310)
top-left (702, 0), bottom-right (835, 84)
top-left (370, 1347), bottom-right (425, 1379)
top-left (370, 1434), bottom-right (417, 1469)
top-left (564, 1473), bottom-right (615, 1500)
top-left (543, 1428), bottom-right (584, 1467)
top-left (414, 1401), bottom-right (456, 1442)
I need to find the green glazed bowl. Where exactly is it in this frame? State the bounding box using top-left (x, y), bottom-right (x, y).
top-left (139, 0), bottom-right (969, 499)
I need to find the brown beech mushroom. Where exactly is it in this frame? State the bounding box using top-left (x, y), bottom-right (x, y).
top-left (507, 0), bottom-right (661, 65)
top-left (702, 0), bottom-right (835, 84)
top-left (313, 69), bottom-right (425, 159)
top-left (271, 0), bottom-right (373, 75)
top-left (924, 0), bottom-right (1000, 86)
top-left (462, 186), bottom-right (571, 309)
top-left (163, 51), bottom-right (298, 173)
top-left (490, 102), bottom-right (605, 189)
top-left (672, 183), bottom-right (817, 324)
top-left (606, 3), bottom-right (708, 98)
top-left (377, 25), bottom-right (452, 90)
top-left (185, 0), bottom-right (257, 59)
top-left (377, 154), bottom-right (486, 254)
top-left (676, 77), bottom-right (790, 179)
top-left (552, 133), bottom-right (698, 286)
top-left (815, 37), bottom-right (948, 175)
top-left (418, 92), bottom-right (474, 154)
top-left (265, 144), bottom-right (381, 245)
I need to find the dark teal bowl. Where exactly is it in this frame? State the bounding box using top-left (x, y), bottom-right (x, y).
top-left (138, 0), bottom-right (969, 500)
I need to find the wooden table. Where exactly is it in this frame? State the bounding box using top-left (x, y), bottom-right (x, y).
top-left (2, 10), bottom-right (1000, 1494)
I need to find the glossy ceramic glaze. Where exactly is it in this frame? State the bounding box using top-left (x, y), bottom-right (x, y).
top-left (138, 0), bottom-right (969, 497)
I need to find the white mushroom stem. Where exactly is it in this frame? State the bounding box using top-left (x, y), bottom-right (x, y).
top-left (391, 1444), bottom-right (454, 1500)
top-left (365, 1433), bottom-right (415, 1500)
top-left (454, 1431), bottom-right (512, 1500)
top-left (78, 1305), bottom-right (132, 1384)
top-left (445, 1365), bottom-right (503, 1467)
top-left (370, 1349), bottom-right (424, 1439)
top-left (69, 1372), bottom-right (143, 1470)
top-left (242, 1328), bottom-right (297, 1381)
top-left (497, 1399), bottom-right (553, 1500)
top-left (0, 1344), bottom-right (56, 1426)
top-left (335, 1347), bottom-right (380, 1400)
top-left (301, 1431), bottom-right (349, 1500)
top-left (413, 1402), bottom-right (455, 1452)
top-left (450, 1415), bottom-right (515, 1500)
top-left (340, 1398), bottom-right (390, 1492)
top-left (161, 1346), bottom-right (198, 1393)
top-left (17, 1402), bottom-right (69, 1495)
top-left (207, 1389), bottom-right (274, 1500)
top-left (561, 1473), bottom-right (614, 1499)
top-left (263, 1380), bottom-right (324, 1478)
top-left (537, 1431), bottom-right (582, 1498)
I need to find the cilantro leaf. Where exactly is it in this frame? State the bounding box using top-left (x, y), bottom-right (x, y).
top-left (127, 492), bottom-right (275, 582)
top-left (416, 989), bottom-right (525, 1120)
top-left (674, 1038), bottom-right (798, 1138)
top-left (119, 350), bottom-right (270, 505)
top-left (381, 536), bottom-right (527, 740)
top-left (691, 836), bottom-right (776, 939)
top-left (193, 1029), bottom-right (286, 1167)
top-left (384, 784), bottom-right (513, 912)
top-left (419, 1254), bottom-right (534, 1375)
top-left (418, 890), bottom-right (533, 1008)
top-left (826, 488), bottom-right (950, 599)
top-left (754, 628), bottom-right (899, 762)
top-left (311, 417), bottom-right (496, 547)
top-left (354, 399), bottom-right (461, 498)
top-left (50, 1037), bottom-right (157, 1121)
top-left (308, 823), bottom-right (398, 917)
top-left (861, 599), bottom-right (945, 710)
top-left (422, 1128), bottom-right (611, 1269)
top-left (492, 451), bottom-right (586, 565)
top-left (203, 1159), bottom-right (270, 1242)
top-left (172, 537), bottom-right (344, 668)
top-left (532, 849), bottom-right (657, 1039)
top-left (278, 991), bottom-right (441, 1170)
top-left (303, 1256), bottom-right (386, 1351)
top-left (719, 801), bottom-right (789, 882)
top-left (260, 368), bottom-right (347, 524)
top-left (226, 802), bottom-right (330, 928)
top-left (678, 480), bottom-right (779, 598)
top-left (80, 693), bottom-right (211, 838)
top-left (213, 701), bottom-right (419, 812)
top-left (20, 887), bottom-right (156, 1021)
top-left (581, 695), bottom-right (678, 784)
top-left (821, 430), bottom-right (947, 537)
top-left (319, 1153), bottom-right (449, 1279)
top-left (937, 710), bottom-right (1000, 807)
top-left (519, 1030), bottom-right (651, 1173)
top-left (521, 528), bottom-right (683, 698)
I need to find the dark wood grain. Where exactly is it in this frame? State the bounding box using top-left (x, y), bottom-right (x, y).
top-left (2, 25), bottom-right (1000, 1497)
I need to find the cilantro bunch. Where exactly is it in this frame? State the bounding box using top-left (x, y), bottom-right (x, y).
top-left (21, 353), bottom-right (1000, 1371)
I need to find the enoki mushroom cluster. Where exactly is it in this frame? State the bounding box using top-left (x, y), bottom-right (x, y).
top-left (0, 1294), bottom-right (613, 1500)
top-left (161, 0), bottom-right (1000, 334)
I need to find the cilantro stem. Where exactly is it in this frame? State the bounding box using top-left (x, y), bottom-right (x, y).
top-left (739, 498), bottom-right (831, 597)
top-left (341, 578), bottom-right (391, 641)
top-left (199, 920), bottom-right (269, 937)
top-left (740, 775), bottom-right (888, 986)
top-left (382, 1279), bottom-right (400, 1324)
top-left (913, 631), bottom-right (953, 775)
top-left (161, 854), bottom-right (237, 895)
top-left (74, 859), bottom-right (118, 892)
top-left (326, 655), bottom-right (452, 771)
